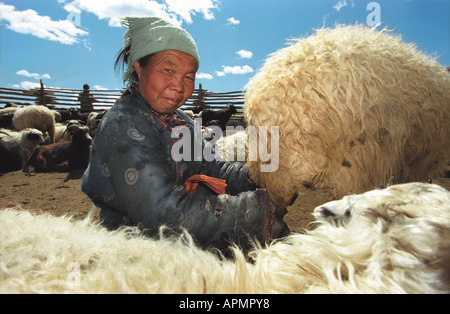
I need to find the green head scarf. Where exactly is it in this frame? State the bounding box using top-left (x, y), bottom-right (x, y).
top-left (121, 17), bottom-right (200, 88)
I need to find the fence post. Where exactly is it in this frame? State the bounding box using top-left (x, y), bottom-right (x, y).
top-left (35, 80), bottom-right (57, 107)
top-left (39, 80), bottom-right (45, 106)
top-left (197, 83), bottom-right (205, 109)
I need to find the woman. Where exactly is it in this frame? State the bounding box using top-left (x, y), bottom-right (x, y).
top-left (81, 17), bottom-right (288, 250)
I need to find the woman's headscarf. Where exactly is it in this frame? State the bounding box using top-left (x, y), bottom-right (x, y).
top-left (121, 17), bottom-right (200, 88)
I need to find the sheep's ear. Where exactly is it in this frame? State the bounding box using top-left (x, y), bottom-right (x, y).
top-left (314, 204), bottom-right (352, 221)
top-left (384, 201), bottom-right (413, 219)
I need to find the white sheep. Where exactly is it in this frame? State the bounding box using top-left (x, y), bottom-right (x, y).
top-left (214, 130), bottom-right (248, 162)
top-left (12, 105), bottom-right (56, 143)
top-left (0, 182), bottom-right (448, 293)
top-left (182, 109), bottom-right (194, 119)
top-left (53, 124), bottom-right (72, 143)
top-left (86, 111), bottom-right (106, 137)
top-left (52, 120), bottom-right (84, 143)
top-left (0, 128), bottom-right (45, 153)
top-left (244, 25), bottom-right (450, 207)
top-left (0, 107), bottom-right (19, 116)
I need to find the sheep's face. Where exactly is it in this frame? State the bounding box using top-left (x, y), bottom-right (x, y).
top-left (25, 129), bottom-right (45, 145)
top-left (67, 125), bottom-right (92, 145)
top-left (313, 182), bottom-right (450, 288)
top-left (314, 182), bottom-right (450, 228)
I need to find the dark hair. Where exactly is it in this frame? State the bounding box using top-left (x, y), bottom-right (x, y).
top-left (114, 46), bottom-right (154, 83)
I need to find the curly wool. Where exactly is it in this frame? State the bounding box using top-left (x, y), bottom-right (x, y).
top-left (244, 24), bottom-right (450, 206)
top-left (0, 182), bottom-right (449, 293)
top-left (12, 105), bottom-right (56, 144)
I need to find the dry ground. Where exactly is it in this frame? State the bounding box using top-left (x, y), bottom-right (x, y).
top-left (1, 169), bottom-right (449, 233)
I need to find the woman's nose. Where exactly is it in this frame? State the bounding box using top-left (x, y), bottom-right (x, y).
top-left (170, 76), bottom-right (184, 93)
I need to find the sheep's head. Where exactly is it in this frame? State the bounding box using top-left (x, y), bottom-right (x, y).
top-left (228, 104), bottom-right (237, 114)
top-left (314, 182), bottom-right (450, 227)
top-left (87, 111), bottom-right (106, 137)
top-left (313, 182), bottom-right (450, 291)
top-left (66, 125), bottom-right (92, 145)
top-left (24, 128), bottom-right (45, 145)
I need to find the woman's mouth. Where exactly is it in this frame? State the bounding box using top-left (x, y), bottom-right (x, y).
top-left (164, 97), bottom-right (181, 106)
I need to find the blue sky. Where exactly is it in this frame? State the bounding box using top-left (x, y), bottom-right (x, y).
top-left (1, 0), bottom-right (449, 92)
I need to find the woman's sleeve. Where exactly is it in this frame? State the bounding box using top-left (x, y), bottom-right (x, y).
top-left (201, 139), bottom-right (258, 195)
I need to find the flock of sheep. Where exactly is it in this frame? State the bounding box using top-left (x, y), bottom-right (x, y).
top-left (0, 25), bottom-right (449, 293)
top-left (0, 102), bottom-right (238, 174)
top-left (0, 105), bottom-right (102, 173)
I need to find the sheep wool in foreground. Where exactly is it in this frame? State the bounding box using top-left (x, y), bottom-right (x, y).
top-left (244, 24), bottom-right (450, 207)
top-left (0, 182), bottom-right (449, 294)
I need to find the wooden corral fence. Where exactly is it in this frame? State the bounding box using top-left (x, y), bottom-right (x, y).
top-left (0, 82), bottom-right (245, 122)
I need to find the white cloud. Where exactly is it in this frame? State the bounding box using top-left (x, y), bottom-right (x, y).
top-left (12, 81), bottom-right (41, 89)
top-left (62, 0), bottom-right (219, 27)
top-left (165, 0), bottom-right (219, 24)
top-left (62, 0), bottom-right (179, 27)
top-left (224, 65), bottom-right (253, 75)
top-left (16, 70), bottom-right (51, 80)
top-left (63, 2), bottom-right (81, 14)
top-left (236, 50), bottom-right (253, 59)
top-left (333, 0), bottom-right (348, 11)
top-left (227, 17), bottom-right (240, 25)
top-left (196, 73), bottom-right (213, 80)
top-left (216, 65), bottom-right (253, 77)
top-left (1, 0), bottom-right (220, 48)
top-left (0, 3), bottom-right (88, 45)
top-left (333, 0), bottom-right (354, 11)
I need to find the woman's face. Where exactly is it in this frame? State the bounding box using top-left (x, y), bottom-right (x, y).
top-left (134, 50), bottom-right (197, 114)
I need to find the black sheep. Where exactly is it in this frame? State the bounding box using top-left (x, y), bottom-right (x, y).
top-left (56, 108), bottom-right (90, 124)
top-left (200, 104), bottom-right (237, 130)
top-left (0, 139), bottom-right (30, 173)
top-left (23, 125), bottom-right (92, 172)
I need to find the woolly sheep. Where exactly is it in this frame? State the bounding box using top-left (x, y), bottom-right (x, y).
top-left (52, 120), bottom-right (84, 143)
top-left (0, 128), bottom-right (44, 173)
top-left (0, 107), bottom-right (19, 128)
top-left (56, 108), bottom-right (90, 124)
top-left (86, 111), bottom-right (106, 138)
top-left (0, 182), bottom-right (448, 293)
top-left (53, 124), bottom-right (72, 143)
top-left (182, 109), bottom-right (194, 119)
top-left (244, 25), bottom-right (450, 207)
top-left (0, 140), bottom-right (29, 173)
top-left (214, 130), bottom-right (248, 163)
top-left (201, 105), bottom-right (238, 130)
top-left (12, 105), bottom-right (56, 143)
top-left (0, 128), bottom-right (45, 153)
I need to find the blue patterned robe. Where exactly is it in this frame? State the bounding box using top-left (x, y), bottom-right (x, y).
top-left (81, 89), bottom-right (272, 248)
